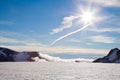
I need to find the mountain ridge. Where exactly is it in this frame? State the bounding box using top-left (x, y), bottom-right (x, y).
top-left (93, 48), bottom-right (120, 63)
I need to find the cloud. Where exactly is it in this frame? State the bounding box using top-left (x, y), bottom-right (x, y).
top-left (86, 0), bottom-right (120, 7)
top-left (0, 30), bottom-right (46, 46)
top-left (0, 30), bottom-right (21, 37)
top-left (36, 53), bottom-right (94, 62)
top-left (50, 16), bottom-right (77, 34)
top-left (1, 45), bottom-right (109, 55)
top-left (0, 36), bottom-right (44, 47)
top-left (89, 35), bottom-right (116, 43)
top-left (89, 28), bottom-right (120, 33)
top-left (50, 6), bottom-right (109, 35)
top-left (0, 36), bottom-right (21, 44)
top-left (68, 38), bottom-right (81, 43)
top-left (0, 21), bottom-right (15, 25)
top-left (0, 31), bottom-right (108, 55)
top-left (50, 15), bottom-right (105, 35)
top-left (105, 15), bottom-right (120, 26)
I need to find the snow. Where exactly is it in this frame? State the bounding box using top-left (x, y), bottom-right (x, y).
top-left (0, 62), bottom-right (120, 80)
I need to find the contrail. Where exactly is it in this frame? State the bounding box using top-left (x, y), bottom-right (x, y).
top-left (50, 23), bottom-right (91, 46)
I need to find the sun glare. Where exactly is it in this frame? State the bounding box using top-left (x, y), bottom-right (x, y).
top-left (80, 10), bottom-right (95, 24)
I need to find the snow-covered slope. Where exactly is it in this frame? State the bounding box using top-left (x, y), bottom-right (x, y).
top-left (93, 48), bottom-right (120, 63)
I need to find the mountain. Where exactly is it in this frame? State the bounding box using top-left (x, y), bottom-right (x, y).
top-left (0, 47), bottom-right (94, 62)
top-left (0, 47), bottom-right (63, 62)
top-left (93, 48), bottom-right (120, 63)
top-left (0, 47), bottom-right (41, 62)
top-left (2, 47), bottom-right (119, 63)
top-left (0, 47), bottom-right (18, 61)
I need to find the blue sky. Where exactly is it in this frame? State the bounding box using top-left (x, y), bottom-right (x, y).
top-left (0, 0), bottom-right (120, 56)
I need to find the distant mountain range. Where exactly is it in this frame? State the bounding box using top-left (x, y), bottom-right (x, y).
top-left (0, 47), bottom-right (120, 63)
top-left (0, 47), bottom-right (93, 62)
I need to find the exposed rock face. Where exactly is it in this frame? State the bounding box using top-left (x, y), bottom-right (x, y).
top-left (93, 48), bottom-right (120, 63)
top-left (0, 47), bottom-right (40, 62)
top-left (0, 47), bottom-right (18, 62)
top-left (0, 47), bottom-right (49, 62)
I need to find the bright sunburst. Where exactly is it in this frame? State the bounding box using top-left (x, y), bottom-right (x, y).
top-left (81, 10), bottom-right (95, 24)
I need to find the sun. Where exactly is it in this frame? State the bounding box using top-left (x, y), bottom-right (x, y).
top-left (80, 10), bottom-right (95, 24)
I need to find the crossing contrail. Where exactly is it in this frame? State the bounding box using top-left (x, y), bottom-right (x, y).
top-left (50, 23), bottom-right (91, 46)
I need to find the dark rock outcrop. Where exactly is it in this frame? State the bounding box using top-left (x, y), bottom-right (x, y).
top-left (93, 48), bottom-right (120, 63)
top-left (0, 47), bottom-right (49, 62)
top-left (0, 47), bottom-right (18, 62)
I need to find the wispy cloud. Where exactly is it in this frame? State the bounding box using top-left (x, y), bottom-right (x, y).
top-left (0, 31), bottom-right (44, 46)
top-left (105, 15), bottom-right (120, 26)
top-left (50, 6), bottom-right (108, 35)
top-left (50, 15), bottom-right (106, 35)
top-left (89, 28), bottom-right (120, 33)
top-left (0, 21), bottom-right (15, 25)
top-left (68, 38), bottom-right (81, 43)
top-left (0, 31), bottom-right (109, 55)
top-left (50, 16), bottom-right (77, 34)
top-left (0, 36), bottom-right (41, 46)
top-left (1, 45), bottom-right (108, 55)
top-left (50, 23), bottom-right (91, 46)
top-left (0, 36), bottom-right (21, 44)
top-left (0, 31), bottom-right (109, 54)
top-left (86, 0), bottom-right (120, 7)
top-left (89, 35), bottom-right (116, 43)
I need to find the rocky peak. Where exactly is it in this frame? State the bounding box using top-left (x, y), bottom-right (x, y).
top-left (93, 48), bottom-right (120, 63)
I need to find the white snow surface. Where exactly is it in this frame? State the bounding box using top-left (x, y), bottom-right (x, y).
top-left (0, 62), bottom-right (120, 80)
